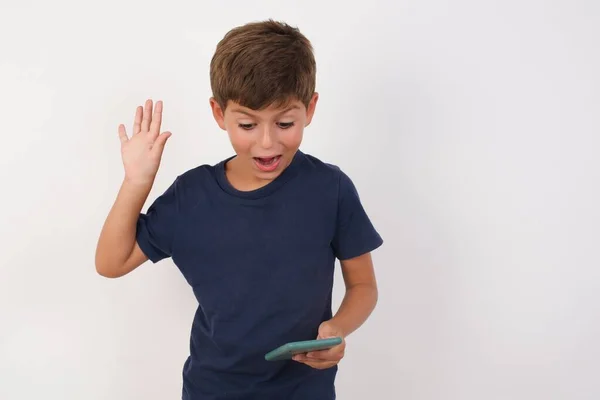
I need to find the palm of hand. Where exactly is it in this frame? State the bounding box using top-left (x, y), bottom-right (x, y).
top-left (118, 99), bottom-right (172, 184)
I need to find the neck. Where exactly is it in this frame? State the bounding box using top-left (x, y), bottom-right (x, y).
top-left (225, 156), bottom-right (273, 192)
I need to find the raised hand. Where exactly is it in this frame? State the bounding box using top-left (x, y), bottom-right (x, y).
top-left (118, 99), bottom-right (172, 185)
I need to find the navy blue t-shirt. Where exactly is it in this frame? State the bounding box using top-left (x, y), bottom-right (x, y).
top-left (136, 150), bottom-right (383, 400)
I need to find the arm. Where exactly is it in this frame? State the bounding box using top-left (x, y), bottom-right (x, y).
top-left (95, 99), bottom-right (171, 278)
top-left (327, 252), bottom-right (378, 337)
top-left (293, 252), bottom-right (378, 369)
top-left (95, 180), bottom-right (150, 278)
top-left (294, 170), bottom-right (382, 369)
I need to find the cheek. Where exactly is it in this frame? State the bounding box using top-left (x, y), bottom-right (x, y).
top-left (227, 129), bottom-right (253, 153)
top-left (281, 127), bottom-right (304, 148)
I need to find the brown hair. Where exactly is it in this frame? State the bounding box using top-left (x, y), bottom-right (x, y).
top-left (210, 20), bottom-right (316, 111)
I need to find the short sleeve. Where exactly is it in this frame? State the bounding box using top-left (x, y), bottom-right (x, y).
top-left (331, 171), bottom-right (383, 260)
top-left (136, 178), bottom-right (180, 263)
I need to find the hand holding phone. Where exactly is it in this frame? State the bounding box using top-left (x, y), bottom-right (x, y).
top-left (264, 337), bottom-right (343, 361)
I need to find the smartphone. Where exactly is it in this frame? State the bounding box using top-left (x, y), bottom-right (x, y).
top-left (264, 337), bottom-right (343, 361)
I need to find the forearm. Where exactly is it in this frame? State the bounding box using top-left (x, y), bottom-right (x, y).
top-left (329, 283), bottom-right (378, 338)
top-left (95, 179), bottom-right (152, 275)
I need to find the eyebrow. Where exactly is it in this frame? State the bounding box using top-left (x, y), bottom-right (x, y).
top-left (231, 104), bottom-right (301, 117)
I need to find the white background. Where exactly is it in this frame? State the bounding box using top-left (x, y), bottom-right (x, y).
top-left (1, 0), bottom-right (599, 399)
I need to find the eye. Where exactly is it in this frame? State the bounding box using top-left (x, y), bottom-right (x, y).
top-left (277, 122), bottom-right (295, 129)
top-left (238, 123), bottom-right (255, 130)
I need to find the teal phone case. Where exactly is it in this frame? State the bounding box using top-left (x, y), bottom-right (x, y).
top-left (264, 337), bottom-right (343, 361)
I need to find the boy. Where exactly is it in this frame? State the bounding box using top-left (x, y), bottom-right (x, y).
top-left (96, 20), bottom-right (383, 399)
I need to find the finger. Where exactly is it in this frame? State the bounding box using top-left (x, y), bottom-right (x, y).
top-left (293, 354), bottom-right (308, 362)
top-left (149, 100), bottom-right (163, 138)
top-left (306, 350), bottom-right (331, 360)
top-left (133, 106), bottom-right (143, 135)
top-left (294, 357), bottom-right (337, 370)
top-left (310, 361), bottom-right (337, 370)
top-left (151, 131), bottom-right (172, 155)
top-left (306, 349), bottom-right (343, 362)
top-left (305, 340), bottom-right (345, 360)
top-left (294, 353), bottom-right (337, 362)
top-left (305, 350), bottom-right (328, 360)
top-left (141, 99), bottom-right (153, 133)
top-left (293, 356), bottom-right (319, 368)
top-left (118, 124), bottom-right (129, 144)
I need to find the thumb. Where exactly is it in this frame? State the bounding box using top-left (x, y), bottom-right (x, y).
top-left (152, 131), bottom-right (172, 155)
top-left (317, 321), bottom-right (342, 339)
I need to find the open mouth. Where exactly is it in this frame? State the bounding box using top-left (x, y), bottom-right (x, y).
top-left (253, 155), bottom-right (282, 172)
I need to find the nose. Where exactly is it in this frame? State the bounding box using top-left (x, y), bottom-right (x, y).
top-left (260, 125), bottom-right (274, 149)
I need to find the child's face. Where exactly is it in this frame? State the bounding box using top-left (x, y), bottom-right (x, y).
top-left (210, 93), bottom-right (318, 182)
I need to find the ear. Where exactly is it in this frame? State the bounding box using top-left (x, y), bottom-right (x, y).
top-left (209, 97), bottom-right (227, 130)
top-left (305, 92), bottom-right (319, 127)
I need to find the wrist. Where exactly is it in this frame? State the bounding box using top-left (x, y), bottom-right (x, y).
top-left (321, 319), bottom-right (348, 339)
top-left (123, 175), bottom-right (155, 189)
top-left (119, 177), bottom-right (154, 206)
